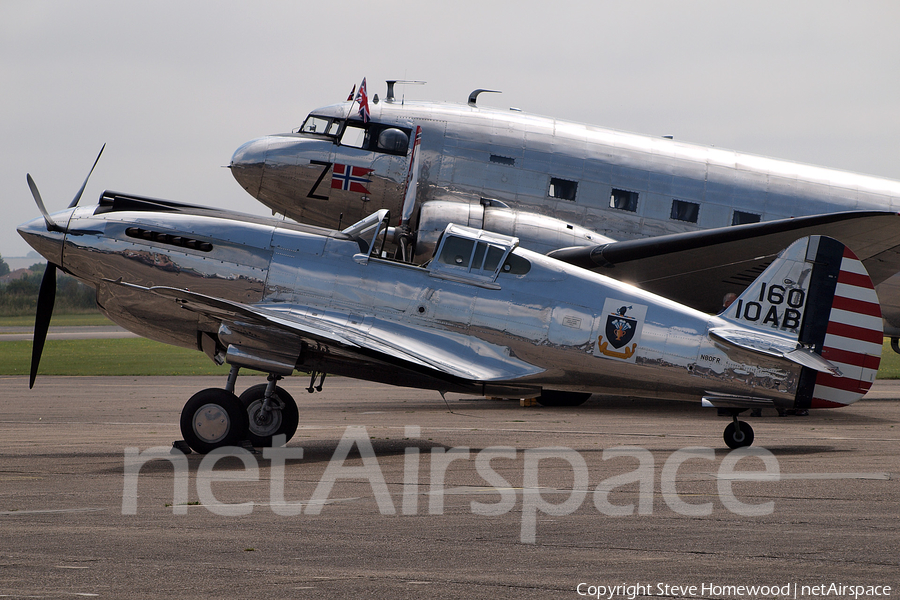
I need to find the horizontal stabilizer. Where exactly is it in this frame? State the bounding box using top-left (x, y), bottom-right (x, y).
top-left (708, 328), bottom-right (841, 375)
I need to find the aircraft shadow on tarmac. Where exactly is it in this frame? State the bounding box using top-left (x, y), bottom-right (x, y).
top-left (94, 438), bottom-right (862, 475)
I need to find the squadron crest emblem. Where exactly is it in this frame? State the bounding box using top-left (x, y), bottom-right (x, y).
top-left (594, 300), bottom-right (647, 362)
top-left (606, 306), bottom-right (636, 349)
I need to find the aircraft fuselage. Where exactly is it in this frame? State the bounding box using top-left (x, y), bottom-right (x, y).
top-left (21, 195), bottom-right (808, 405)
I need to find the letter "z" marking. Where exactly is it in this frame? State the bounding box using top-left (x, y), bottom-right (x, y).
top-left (307, 160), bottom-right (333, 200)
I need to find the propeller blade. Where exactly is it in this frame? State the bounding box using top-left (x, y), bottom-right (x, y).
top-left (69, 143), bottom-right (106, 208)
top-left (400, 126), bottom-right (422, 227)
top-left (26, 173), bottom-right (60, 232)
top-left (397, 127), bottom-right (422, 262)
top-left (29, 263), bottom-right (57, 389)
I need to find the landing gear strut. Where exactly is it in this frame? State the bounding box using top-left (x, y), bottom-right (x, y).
top-left (239, 374), bottom-right (299, 447)
top-left (178, 367), bottom-right (299, 453)
top-left (723, 415), bottom-right (754, 449)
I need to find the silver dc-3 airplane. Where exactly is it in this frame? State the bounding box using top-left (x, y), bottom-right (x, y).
top-left (229, 81), bottom-right (900, 347)
top-left (17, 152), bottom-right (889, 452)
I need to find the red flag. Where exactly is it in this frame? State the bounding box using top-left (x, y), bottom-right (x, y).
top-left (346, 84), bottom-right (356, 102)
top-left (355, 78), bottom-right (370, 123)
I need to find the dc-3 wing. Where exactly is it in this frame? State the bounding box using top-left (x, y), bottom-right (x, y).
top-left (548, 210), bottom-right (900, 313)
top-left (112, 282), bottom-right (544, 386)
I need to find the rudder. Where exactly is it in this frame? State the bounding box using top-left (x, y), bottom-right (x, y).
top-left (795, 237), bottom-right (882, 408)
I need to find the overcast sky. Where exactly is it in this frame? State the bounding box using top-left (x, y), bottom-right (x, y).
top-left (3, 0), bottom-right (899, 260)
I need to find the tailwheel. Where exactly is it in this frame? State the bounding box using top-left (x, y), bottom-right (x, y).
top-left (180, 388), bottom-right (249, 454)
top-left (239, 383), bottom-right (299, 447)
top-left (723, 420), bottom-right (754, 449)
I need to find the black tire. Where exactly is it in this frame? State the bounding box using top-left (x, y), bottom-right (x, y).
top-left (724, 421), bottom-right (754, 449)
top-left (180, 388), bottom-right (249, 454)
top-left (536, 390), bottom-right (592, 407)
top-left (239, 384), bottom-right (299, 447)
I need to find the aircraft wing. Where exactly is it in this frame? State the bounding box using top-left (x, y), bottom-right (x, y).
top-left (548, 211), bottom-right (900, 314)
top-left (128, 284), bottom-right (545, 385)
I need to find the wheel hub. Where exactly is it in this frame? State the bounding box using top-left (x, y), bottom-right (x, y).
top-left (192, 403), bottom-right (231, 443)
top-left (247, 399), bottom-right (283, 436)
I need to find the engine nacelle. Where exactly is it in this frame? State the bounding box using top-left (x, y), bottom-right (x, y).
top-left (413, 200), bottom-right (615, 263)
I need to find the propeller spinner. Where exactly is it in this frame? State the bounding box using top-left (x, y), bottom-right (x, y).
top-left (22, 144), bottom-right (105, 388)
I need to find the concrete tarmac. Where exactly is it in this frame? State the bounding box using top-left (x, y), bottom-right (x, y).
top-left (0, 375), bottom-right (897, 599)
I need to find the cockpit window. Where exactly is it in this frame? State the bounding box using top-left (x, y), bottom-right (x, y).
top-left (301, 113), bottom-right (413, 156)
top-left (300, 115), bottom-right (341, 137)
top-left (337, 121), bottom-right (412, 156)
top-left (438, 236), bottom-right (477, 268)
top-left (431, 224), bottom-right (529, 285)
top-left (340, 124), bottom-right (367, 148)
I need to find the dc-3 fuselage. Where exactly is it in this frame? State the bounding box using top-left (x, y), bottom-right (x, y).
top-left (18, 191), bottom-right (884, 451)
top-left (229, 91), bottom-right (900, 334)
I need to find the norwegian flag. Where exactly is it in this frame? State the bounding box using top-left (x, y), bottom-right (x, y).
top-left (355, 77), bottom-right (370, 123)
top-left (331, 163), bottom-right (373, 194)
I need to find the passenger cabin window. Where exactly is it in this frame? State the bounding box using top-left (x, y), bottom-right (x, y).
top-left (338, 121), bottom-right (412, 156)
top-left (610, 188), bottom-right (639, 212)
top-left (732, 210), bottom-right (761, 225)
top-left (549, 177), bottom-right (578, 201)
top-left (671, 199), bottom-right (699, 223)
top-left (490, 154), bottom-right (516, 166)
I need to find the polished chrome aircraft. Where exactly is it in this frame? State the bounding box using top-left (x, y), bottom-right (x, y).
top-left (229, 82), bottom-right (900, 344)
top-left (18, 168), bottom-right (886, 453)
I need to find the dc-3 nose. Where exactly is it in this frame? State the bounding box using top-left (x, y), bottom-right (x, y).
top-left (229, 136), bottom-right (269, 198)
top-left (17, 211), bottom-right (71, 267)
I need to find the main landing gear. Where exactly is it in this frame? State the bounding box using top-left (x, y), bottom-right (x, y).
top-left (178, 367), bottom-right (300, 454)
top-left (723, 414), bottom-right (754, 449)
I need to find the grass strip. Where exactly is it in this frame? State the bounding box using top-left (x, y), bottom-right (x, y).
top-left (0, 338), bottom-right (232, 376)
top-left (1, 336), bottom-right (899, 379)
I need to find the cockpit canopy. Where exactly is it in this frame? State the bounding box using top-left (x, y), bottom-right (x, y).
top-left (299, 113), bottom-right (411, 157)
top-left (341, 210), bottom-right (530, 285)
top-left (431, 224), bottom-right (530, 284)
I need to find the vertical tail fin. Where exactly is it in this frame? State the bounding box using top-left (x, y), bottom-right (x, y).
top-left (719, 235), bottom-right (882, 407)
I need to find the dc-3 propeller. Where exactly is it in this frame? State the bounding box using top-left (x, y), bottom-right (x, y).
top-left (25, 144), bottom-right (105, 389)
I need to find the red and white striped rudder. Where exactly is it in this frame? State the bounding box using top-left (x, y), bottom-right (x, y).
top-left (795, 239), bottom-right (882, 408)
